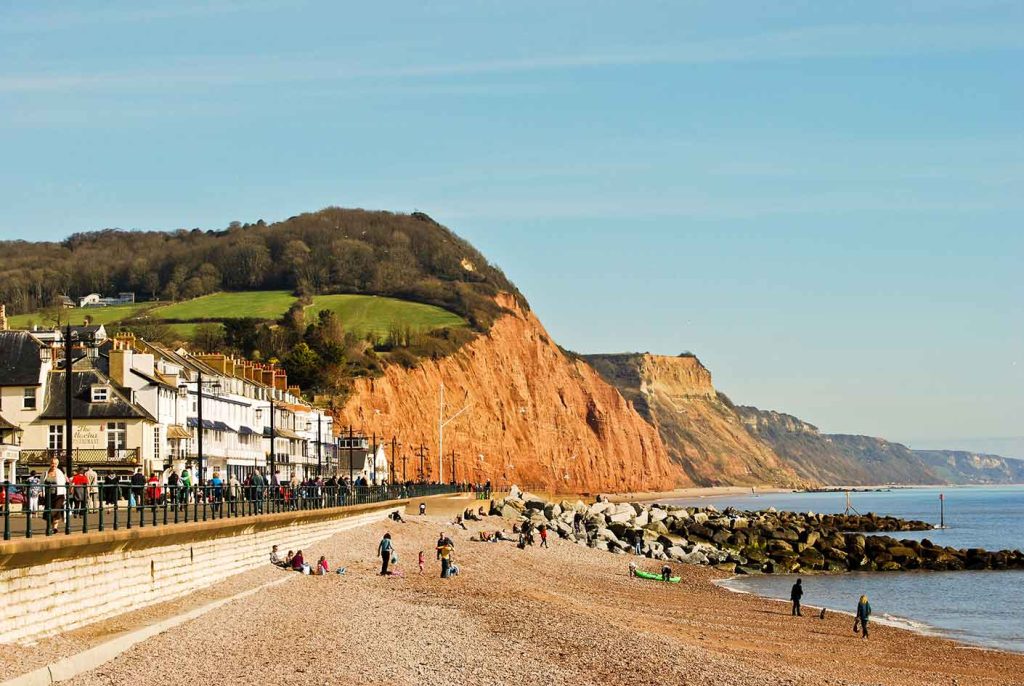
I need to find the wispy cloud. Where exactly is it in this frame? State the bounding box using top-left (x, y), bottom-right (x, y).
top-left (3, 22), bottom-right (1022, 94)
top-left (0, 1), bottom-right (290, 33)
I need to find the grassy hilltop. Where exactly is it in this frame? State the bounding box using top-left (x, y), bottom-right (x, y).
top-left (1, 208), bottom-right (515, 397)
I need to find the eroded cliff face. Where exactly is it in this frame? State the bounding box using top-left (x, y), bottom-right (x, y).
top-left (585, 354), bottom-right (805, 488)
top-left (736, 406), bottom-right (943, 486)
top-left (334, 296), bottom-right (688, 493)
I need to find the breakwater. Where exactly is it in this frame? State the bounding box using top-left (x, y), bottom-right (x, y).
top-left (492, 487), bottom-right (1024, 575)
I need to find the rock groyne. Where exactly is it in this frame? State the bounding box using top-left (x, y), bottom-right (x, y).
top-left (492, 488), bottom-right (1024, 575)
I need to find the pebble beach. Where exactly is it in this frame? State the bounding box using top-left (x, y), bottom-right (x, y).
top-left (12, 505), bottom-right (1010, 686)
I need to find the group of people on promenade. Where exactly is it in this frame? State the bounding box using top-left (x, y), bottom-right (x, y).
top-left (791, 578), bottom-right (873, 638)
top-left (13, 457), bottom-right (454, 534)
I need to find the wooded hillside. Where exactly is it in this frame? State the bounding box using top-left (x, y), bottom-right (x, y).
top-left (0, 208), bottom-right (525, 330)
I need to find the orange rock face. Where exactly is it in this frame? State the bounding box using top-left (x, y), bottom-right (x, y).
top-left (333, 296), bottom-right (688, 493)
top-left (585, 353), bottom-right (807, 488)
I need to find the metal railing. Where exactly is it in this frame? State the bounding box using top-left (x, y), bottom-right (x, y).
top-left (0, 481), bottom-right (460, 541)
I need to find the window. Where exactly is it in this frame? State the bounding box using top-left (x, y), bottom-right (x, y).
top-left (23, 387), bottom-right (37, 410)
top-left (48, 425), bottom-right (64, 451)
top-left (91, 385), bottom-right (109, 403)
top-left (107, 422), bottom-right (127, 452)
top-left (153, 426), bottom-right (161, 462)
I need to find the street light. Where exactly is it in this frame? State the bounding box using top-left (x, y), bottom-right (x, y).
top-left (61, 323), bottom-right (97, 476)
top-left (189, 371), bottom-right (220, 486)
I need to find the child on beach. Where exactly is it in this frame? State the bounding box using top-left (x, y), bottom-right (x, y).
top-left (538, 524), bottom-right (549, 548)
top-left (418, 550), bottom-right (425, 574)
top-left (316, 555), bottom-right (330, 575)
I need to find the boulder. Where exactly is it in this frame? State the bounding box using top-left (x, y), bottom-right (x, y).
top-left (657, 533), bottom-right (688, 549)
top-left (523, 493), bottom-right (547, 510)
top-left (667, 545), bottom-right (688, 560)
top-left (678, 551), bottom-right (709, 565)
top-left (715, 562), bottom-right (737, 574)
top-left (644, 520), bottom-right (670, 535)
top-left (800, 531), bottom-right (820, 547)
top-left (500, 504), bottom-right (524, 519)
top-left (633, 510), bottom-right (650, 528)
top-left (608, 511), bottom-right (634, 524)
top-left (508, 485), bottom-right (523, 500)
top-left (589, 501), bottom-right (614, 516)
top-left (504, 497), bottom-right (526, 512)
top-left (649, 508), bottom-right (668, 523)
top-left (692, 512), bottom-right (709, 525)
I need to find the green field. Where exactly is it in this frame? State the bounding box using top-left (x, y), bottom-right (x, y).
top-left (7, 302), bottom-right (157, 330)
top-left (307, 294), bottom-right (466, 337)
top-left (150, 291), bottom-right (295, 321)
top-left (9, 291), bottom-right (465, 341)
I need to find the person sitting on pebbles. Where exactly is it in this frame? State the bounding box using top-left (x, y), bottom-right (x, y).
top-left (270, 545), bottom-right (287, 567)
top-left (316, 555), bottom-right (330, 576)
top-left (628, 561), bottom-right (638, 577)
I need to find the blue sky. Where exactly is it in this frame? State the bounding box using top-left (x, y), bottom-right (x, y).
top-left (2, 1), bottom-right (1022, 455)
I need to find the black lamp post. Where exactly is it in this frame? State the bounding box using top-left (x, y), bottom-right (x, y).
top-left (268, 397), bottom-right (276, 486)
top-left (63, 323), bottom-right (74, 477)
top-left (194, 371), bottom-right (220, 486)
top-left (347, 426), bottom-right (354, 485)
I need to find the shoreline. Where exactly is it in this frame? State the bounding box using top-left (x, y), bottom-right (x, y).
top-left (712, 576), bottom-right (998, 652)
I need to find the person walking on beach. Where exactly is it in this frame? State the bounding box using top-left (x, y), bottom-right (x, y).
top-left (378, 533), bottom-right (394, 575)
top-left (418, 550), bottom-right (425, 575)
top-left (791, 579), bottom-right (803, 616)
top-left (855, 595), bottom-right (872, 639)
top-left (438, 539), bottom-right (454, 578)
top-left (538, 524), bottom-right (549, 548)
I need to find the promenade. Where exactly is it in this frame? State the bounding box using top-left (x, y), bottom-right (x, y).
top-left (4, 507), bottom-right (1022, 686)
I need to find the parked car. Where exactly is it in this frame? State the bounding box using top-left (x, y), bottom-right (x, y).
top-left (0, 485), bottom-right (26, 505)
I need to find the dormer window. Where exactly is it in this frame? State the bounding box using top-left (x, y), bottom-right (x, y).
top-left (91, 385), bottom-right (110, 403)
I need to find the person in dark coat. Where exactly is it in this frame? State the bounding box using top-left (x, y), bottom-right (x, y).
top-left (791, 578), bottom-right (803, 616)
top-left (102, 472), bottom-right (120, 506)
top-left (378, 533), bottom-right (394, 575)
top-left (855, 595), bottom-right (872, 638)
top-left (130, 468), bottom-right (146, 510)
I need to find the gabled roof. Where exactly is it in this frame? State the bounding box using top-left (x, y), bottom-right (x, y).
top-left (0, 413), bottom-right (19, 431)
top-left (40, 369), bottom-right (154, 421)
top-left (0, 331), bottom-right (44, 386)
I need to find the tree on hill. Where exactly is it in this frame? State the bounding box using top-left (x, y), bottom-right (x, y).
top-left (0, 208), bottom-right (525, 331)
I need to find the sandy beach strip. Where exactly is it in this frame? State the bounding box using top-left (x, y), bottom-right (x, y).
top-left (0, 511), bottom-right (1001, 686)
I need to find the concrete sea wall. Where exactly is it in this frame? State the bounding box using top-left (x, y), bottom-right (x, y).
top-left (0, 503), bottom-right (400, 645)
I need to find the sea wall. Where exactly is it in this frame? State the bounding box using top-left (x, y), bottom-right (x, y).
top-left (0, 503), bottom-right (401, 645)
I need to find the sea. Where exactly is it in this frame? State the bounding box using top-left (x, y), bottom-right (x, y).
top-left (664, 486), bottom-right (1024, 653)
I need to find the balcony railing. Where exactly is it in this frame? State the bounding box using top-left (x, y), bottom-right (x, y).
top-left (20, 449), bottom-right (141, 466)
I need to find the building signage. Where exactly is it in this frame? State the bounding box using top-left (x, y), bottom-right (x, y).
top-left (73, 425), bottom-right (105, 449)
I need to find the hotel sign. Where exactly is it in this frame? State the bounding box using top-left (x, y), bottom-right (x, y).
top-left (73, 425), bottom-right (105, 449)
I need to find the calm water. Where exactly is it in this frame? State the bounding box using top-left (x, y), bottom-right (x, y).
top-left (665, 486), bottom-right (1024, 653)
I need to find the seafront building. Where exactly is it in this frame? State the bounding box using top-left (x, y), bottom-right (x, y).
top-left (0, 326), bottom-right (356, 483)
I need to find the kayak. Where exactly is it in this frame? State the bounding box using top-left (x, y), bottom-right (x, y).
top-left (634, 570), bottom-right (681, 583)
